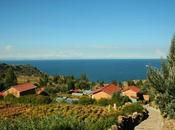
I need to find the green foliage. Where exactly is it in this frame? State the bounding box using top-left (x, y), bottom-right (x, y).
top-left (0, 102), bottom-right (145, 130)
top-left (4, 67), bottom-right (17, 88)
top-left (39, 74), bottom-right (49, 87)
top-left (0, 116), bottom-right (85, 130)
top-left (4, 95), bottom-right (52, 105)
top-left (111, 93), bottom-right (131, 106)
top-left (122, 103), bottom-right (144, 115)
top-left (168, 35), bottom-right (175, 67)
top-left (96, 93), bottom-right (131, 106)
top-left (79, 97), bottom-right (96, 105)
top-left (80, 73), bottom-right (88, 81)
top-left (126, 80), bottom-right (136, 86)
top-left (97, 98), bottom-right (110, 106)
top-left (0, 63), bottom-right (43, 77)
top-left (67, 80), bottom-right (75, 90)
top-left (0, 114), bottom-right (117, 130)
top-left (148, 35), bottom-right (175, 118)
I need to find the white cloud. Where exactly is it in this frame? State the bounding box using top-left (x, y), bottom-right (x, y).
top-left (155, 48), bottom-right (166, 57)
top-left (4, 45), bottom-right (13, 52)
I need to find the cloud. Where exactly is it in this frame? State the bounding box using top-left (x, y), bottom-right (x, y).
top-left (4, 45), bottom-right (13, 52)
top-left (155, 48), bottom-right (166, 57)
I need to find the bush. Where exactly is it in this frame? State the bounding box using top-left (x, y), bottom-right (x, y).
top-left (122, 103), bottom-right (144, 115)
top-left (4, 95), bottom-right (52, 105)
top-left (111, 93), bottom-right (131, 106)
top-left (97, 98), bottom-right (110, 106)
top-left (4, 94), bottom-right (16, 103)
top-left (0, 114), bottom-right (116, 130)
top-left (79, 97), bottom-right (95, 105)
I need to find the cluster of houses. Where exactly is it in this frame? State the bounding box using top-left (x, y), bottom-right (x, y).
top-left (0, 82), bottom-right (149, 103)
top-left (92, 84), bottom-right (149, 102)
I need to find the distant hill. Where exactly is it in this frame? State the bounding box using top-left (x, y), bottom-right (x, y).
top-left (0, 63), bottom-right (43, 77)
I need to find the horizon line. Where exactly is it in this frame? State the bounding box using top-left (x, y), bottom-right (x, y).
top-left (0, 58), bottom-right (163, 61)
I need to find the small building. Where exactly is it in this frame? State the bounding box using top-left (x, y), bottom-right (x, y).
top-left (83, 90), bottom-right (93, 95)
top-left (36, 87), bottom-right (49, 96)
top-left (143, 94), bottom-right (150, 102)
top-left (92, 84), bottom-right (121, 100)
top-left (122, 86), bottom-right (141, 102)
top-left (0, 92), bottom-right (4, 97)
top-left (72, 93), bottom-right (84, 96)
top-left (4, 83), bottom-right (36, 97)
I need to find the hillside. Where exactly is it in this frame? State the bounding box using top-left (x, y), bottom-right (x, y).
top-left (0, 63), bottom-right (43, 77)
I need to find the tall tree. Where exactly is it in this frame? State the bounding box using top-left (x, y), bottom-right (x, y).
top-left (4, 67), bottom-right (17, 88)
top-left (148, 35), bottom-right (175, 118)
top-left (168, 35), bottom-right (175, 67)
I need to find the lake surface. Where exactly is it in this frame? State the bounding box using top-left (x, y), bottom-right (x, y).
top-left (3, 59), bottom-right (160, 82)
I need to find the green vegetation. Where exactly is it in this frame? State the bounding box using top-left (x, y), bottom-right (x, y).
top-left (78, 97), bottom-right (96, 105)
top-left (97, 93), bottom-right (131, 106)
top-left (0, 63), bottom-right (43, 91)
top-left (0, 63), bottom-right (43, 77)
top-left (0, 54), bottom-right (147, 130)
top-left (148, 35), bottom-right (175, 118)
top-left (0, 103), bottom-right (144, 130)
top-left (0, 67), bottom-right (17, 91)
top-left (3, 94), bottom-right (52, 105)
top-left (38, 74), bottom-right (91, 95)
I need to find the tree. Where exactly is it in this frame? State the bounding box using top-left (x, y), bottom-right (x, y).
top-left (80, 73), bottom-right (88, 81)
top-left (67, 80), bottom-right (75, 90)
top-left (4, 67), bottom-right (17, 88)
top-left (39, 74), bottom-right (49, 87)
top-left (168, 35), bottom-right (175, 67)
top-left (148, 35), bottom-right (175, 118)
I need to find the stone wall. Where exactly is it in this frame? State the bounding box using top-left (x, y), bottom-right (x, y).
top-left (109, 110), bottom-right (148, 130)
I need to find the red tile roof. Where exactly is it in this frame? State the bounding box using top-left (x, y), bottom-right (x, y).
top-left (0, 92), bottom-right (4, 96)
top-left (37, 87), bottom-right (45, 95)
top-left (129, 86), bottom-right (140, 93)
top-left (12, 83), bottom-right (36, 92)
top-left (93, 84), bottom-right (121, 95)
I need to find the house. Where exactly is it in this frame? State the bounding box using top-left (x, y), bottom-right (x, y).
top-left (143, 94), bottom-right (150, 102)
top-left (36, 87), bottom-right (49, 96)
top-left (83, 90), bottom-right (93, 95)
top-left (0, 92), bottom-right (4, 97)
top-left (72, 93), bottom-right (84, 96)
top-left (122, 86), bottom-right (141, 102)
top-left (92, 84), bottom-right (121, 100)
top-left (4, 83), bottom-right (36, 97)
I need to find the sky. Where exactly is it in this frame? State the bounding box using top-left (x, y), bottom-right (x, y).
top-left (0, 0), bottom-right (175, 60)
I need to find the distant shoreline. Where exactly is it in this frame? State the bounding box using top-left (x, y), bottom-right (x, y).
top-left (1, 58), bottom-right (161, 61)
top-left (2, 59), bottom-right (160, 82)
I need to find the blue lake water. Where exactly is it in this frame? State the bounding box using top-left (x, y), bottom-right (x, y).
top-left (3, 59), bottom-right (160, 82)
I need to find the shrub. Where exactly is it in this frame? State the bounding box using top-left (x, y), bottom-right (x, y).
top-left (3, 95), bottom-right (52, 105)
top-left (111, 93), bottom-right (131, 106)
top-left (4, 94), bottom-right (16, 103)
top-left (122, 103), bottom-right (144, 115)
top-left (79, 97), bottom-right (95, 105)
top-left (97, 98), bottom-right (110, 106)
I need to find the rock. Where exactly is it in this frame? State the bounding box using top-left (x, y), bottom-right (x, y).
top-left (118, 116), bottom-right (124, 124)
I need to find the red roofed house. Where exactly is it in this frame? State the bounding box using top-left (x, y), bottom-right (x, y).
top-left (0, 92), bottom-right (4, 97)
top-left (92, 84), bottom-right (121, 100)
top-left (122, 86), bottom-right (141, 102)
top-left (4, 83), bottom-right (36, 97)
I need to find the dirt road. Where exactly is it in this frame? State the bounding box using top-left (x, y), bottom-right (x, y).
top-left (135, 106), bottom-right (163, 130)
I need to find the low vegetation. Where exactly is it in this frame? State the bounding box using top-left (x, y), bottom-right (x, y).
top-left (148, 35), bottom-right (175, 119)
top-left (0, 103), bottom-right (144, 130)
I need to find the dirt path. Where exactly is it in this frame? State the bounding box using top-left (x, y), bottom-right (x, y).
top-left (135, 105), bottom-right (163, 130)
